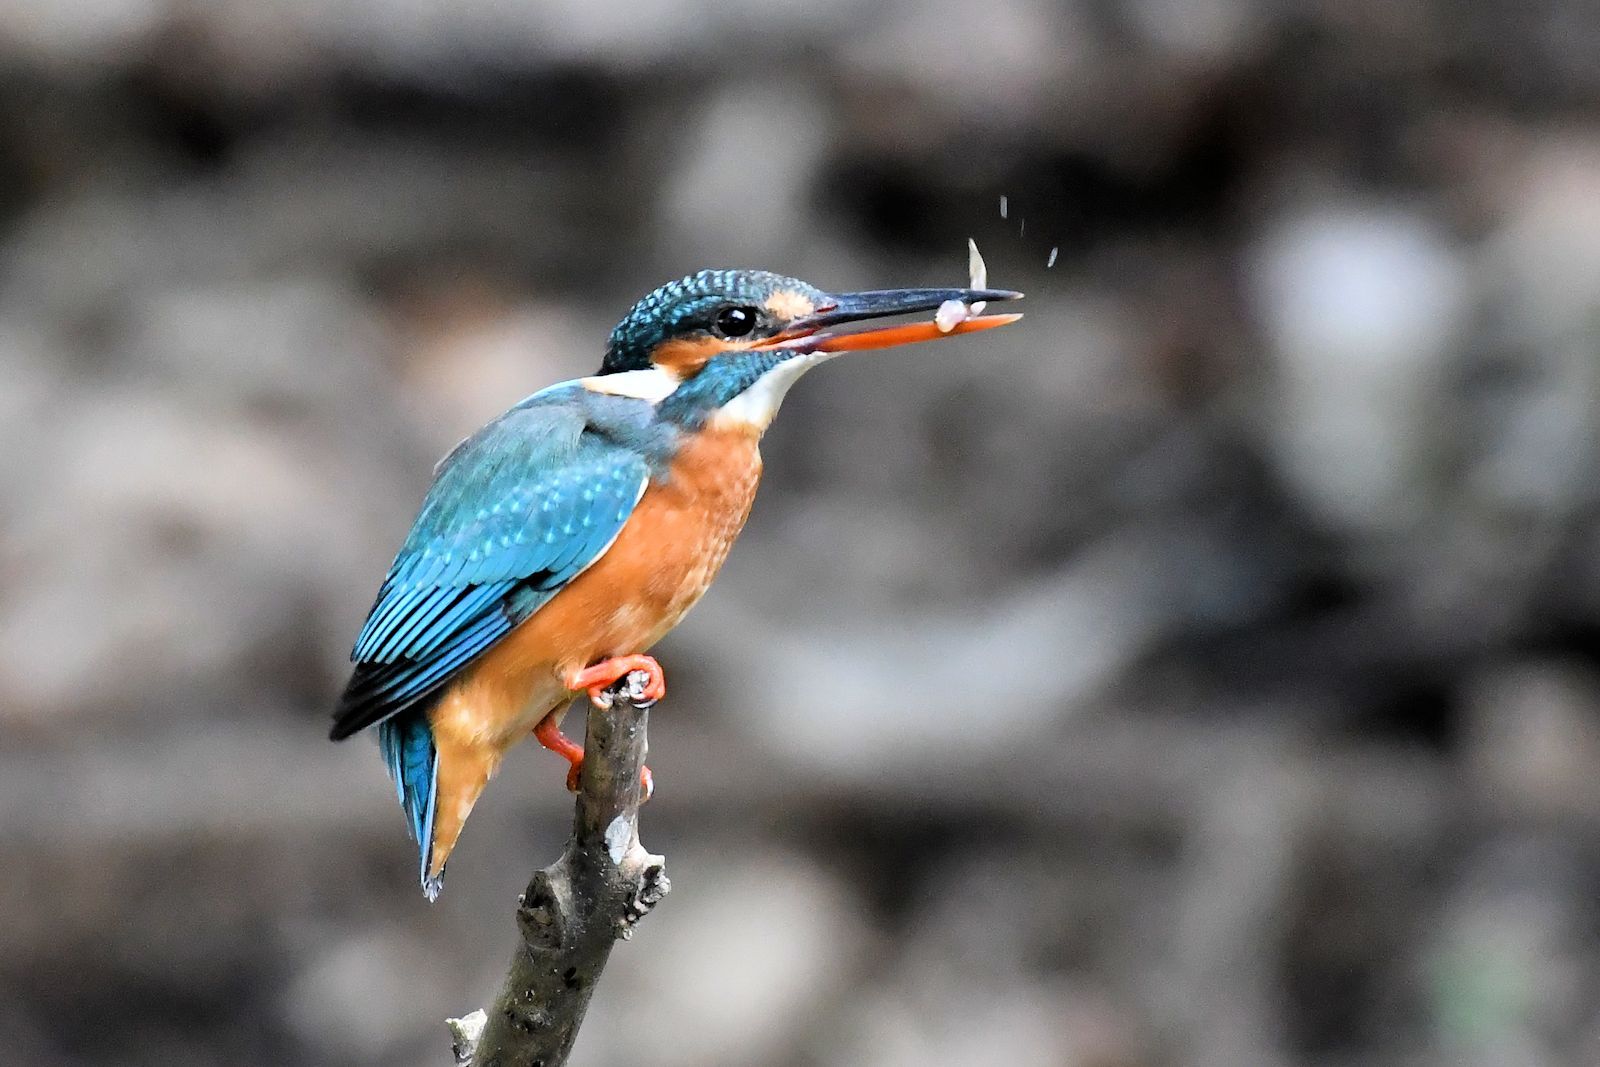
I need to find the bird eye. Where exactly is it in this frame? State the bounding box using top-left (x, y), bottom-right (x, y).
top-left (713, 306), bottom-right (759, 338)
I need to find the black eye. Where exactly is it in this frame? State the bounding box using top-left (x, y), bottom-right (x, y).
top-left (713, 306), bottom-right (759, 338)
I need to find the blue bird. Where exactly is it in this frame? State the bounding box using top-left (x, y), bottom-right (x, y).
top-left (331, 269), bottom-right (1022, 899)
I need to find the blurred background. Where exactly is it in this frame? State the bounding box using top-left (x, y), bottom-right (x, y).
top-left (6, 1), bottom-right (1600, 1065)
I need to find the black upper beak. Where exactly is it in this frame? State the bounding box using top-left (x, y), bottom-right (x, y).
top-left (795, 287), bottom-right (1023, 332)
top-left (750, 286), bottom-right (1024, 354)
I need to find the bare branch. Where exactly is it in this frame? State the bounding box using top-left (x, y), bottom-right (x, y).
top-left (456, 671), bottom-right (670, 1067)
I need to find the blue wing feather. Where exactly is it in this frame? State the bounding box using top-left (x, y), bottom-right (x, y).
top-left (331, 390), bottom-right (654, 741)
top-left (336, 384), bottom-right (670, 900)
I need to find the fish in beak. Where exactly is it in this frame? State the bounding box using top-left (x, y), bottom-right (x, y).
top-left (755, 286), bottom-right (1023, 354)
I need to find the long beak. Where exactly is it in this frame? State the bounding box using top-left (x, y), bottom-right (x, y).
top-left (755, 287), bottom-right (1023, 353)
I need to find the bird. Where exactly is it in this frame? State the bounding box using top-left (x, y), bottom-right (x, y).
top-left (330, 268), bottom-right (1022, 899)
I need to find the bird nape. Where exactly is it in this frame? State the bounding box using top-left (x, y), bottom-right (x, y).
top-left (330, 266), bottom-right (1022, 899)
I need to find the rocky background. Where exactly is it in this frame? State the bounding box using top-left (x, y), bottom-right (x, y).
top-left (6, 2), bottom-right (1600, 1065)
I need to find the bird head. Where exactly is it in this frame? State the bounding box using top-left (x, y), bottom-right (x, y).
top-left (594, 269), bottom-right (1022, 431)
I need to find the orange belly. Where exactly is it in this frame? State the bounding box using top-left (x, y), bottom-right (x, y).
top-left (423, 424), bottom-right (763, 874)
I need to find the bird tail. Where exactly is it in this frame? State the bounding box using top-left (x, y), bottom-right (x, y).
top-left (377, 711), bottom-right (444, 901)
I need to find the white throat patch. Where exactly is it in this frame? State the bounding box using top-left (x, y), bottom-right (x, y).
top-left (579, 353), bottom-right (834, 433)
top-left (710, 352), bottom-right (832, 432)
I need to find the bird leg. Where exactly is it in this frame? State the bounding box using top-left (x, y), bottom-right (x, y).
top-left (534, 712), bottom-right (656, 797)
top-left (535, 656), bottom-right (665, 796)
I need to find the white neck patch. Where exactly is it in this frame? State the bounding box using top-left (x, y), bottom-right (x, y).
top-left (579, 366), bottom-right (681, 401)
top-left (710, 352), bottom-right (832, 433)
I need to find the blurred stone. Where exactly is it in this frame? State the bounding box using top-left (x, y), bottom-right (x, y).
top-left (0, 314), bottom-right (61, 506)
top-left (1250, 204), bottom-right (1470, 535)
top-left (697, 531), bottom-right (1175, 780)
top-left (1484, 136), bottom-right (1600, 346)
top-left (658, 79), bottom-right (829, 266)
top-left (0, 383), bottom-right (402, 726)
top-left (284, 931), bottom-right (451, 1062)
top-left (826, 979), bottom-right (1108, 1067)
top-left (1469, 137), bottom-right (1600, 512)
top-left (820, 849), bottom-right (1152, 1066)
top-left (396, 295), bottom-right (600, 455)
top-left (570, 847), bottom-right (866, 1067)
top-left (1124, 0), bottom-right (1267, 62)
top-left (1462, 661), bottom-right (1600, 823)
top-left (120, 279), bottom-right (395, 411)
top-left (1427, 837), bottom-right (1593, 1067)
top-left (838, 0), bottom-right (1089, 126)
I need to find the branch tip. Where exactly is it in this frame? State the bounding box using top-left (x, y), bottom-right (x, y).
top-left (457, 679), bottom-right (669, 1065)
top-left (447, 1010), bottom-right (486, 1066)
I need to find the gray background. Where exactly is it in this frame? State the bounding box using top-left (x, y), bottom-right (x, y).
top-left (5, 1), bottom-right (1600, 1065)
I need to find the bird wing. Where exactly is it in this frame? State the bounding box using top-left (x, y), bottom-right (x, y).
top-left (330, 393), bottom-right (651, 739)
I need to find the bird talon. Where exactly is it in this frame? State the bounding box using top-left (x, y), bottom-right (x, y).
top-left (568, 654), bottom-right (666, 708)
top-left (621, 668), bottom-right (662, 708)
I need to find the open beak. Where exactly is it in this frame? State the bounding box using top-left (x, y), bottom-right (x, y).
top-left (754, 287), bottom-right (1023, 353)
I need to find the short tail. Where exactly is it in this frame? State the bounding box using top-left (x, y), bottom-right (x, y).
top-left (377, 711), bottom-right (444, 901)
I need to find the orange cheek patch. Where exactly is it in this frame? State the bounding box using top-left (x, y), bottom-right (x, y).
top-left (764, 290), bottom-right (817, 321)
top-left (650, 336), bottom-right (726, 376)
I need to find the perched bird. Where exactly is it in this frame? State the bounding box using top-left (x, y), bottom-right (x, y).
top-left (330, 269), bottom-right (1022, 898)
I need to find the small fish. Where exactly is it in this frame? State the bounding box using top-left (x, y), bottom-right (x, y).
top-left (1047, 247), bottom-right (1058, 268)
top-left (935, 299), bottom-right (967, 333)
top-left (999, 195), bottom-right (1008, 219)
top-left (967, 238), bottom-right (988, 315)
top-left (936, 238), bottom-right (992, 333)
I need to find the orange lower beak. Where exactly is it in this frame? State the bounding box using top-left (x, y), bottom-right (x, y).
top-left (804, 312), bottom-right (1023, 353)
top-left (749, 285), bottom-right (1023, 355)
top-left (752, 312), bottom-right (1023, 354)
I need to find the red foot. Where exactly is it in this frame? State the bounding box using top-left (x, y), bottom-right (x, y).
top-left (533, 712), bottom-right (583, 768)
top-left (533, 710), bottom-right (655, 800)
top-left (565, 654), bottom-right (666, 708)
top-left (532, 655), bottom-right (664, 796)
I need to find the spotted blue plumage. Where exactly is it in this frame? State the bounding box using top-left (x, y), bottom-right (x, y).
top-left (333, 388), bottom-right (666, 735)
top-left (603, 269), bottom-right (827, 374)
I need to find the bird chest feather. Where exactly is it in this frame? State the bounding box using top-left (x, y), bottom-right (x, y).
top-left (440, 424), bottom-right (763, 743)
top-left (607, 425), bottom-right (764, 640)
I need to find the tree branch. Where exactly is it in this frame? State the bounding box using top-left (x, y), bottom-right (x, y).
top-left (451, 671), bottom-right (670, 1067)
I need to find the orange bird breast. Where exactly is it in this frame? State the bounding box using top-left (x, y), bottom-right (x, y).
top-left (419, 424), bottom-right (764, 877)
top-left (429, 424), bottom-right (764, 751)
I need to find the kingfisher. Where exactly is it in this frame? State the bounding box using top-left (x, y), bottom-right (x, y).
top-left (330, 268), bottom-right (1022, 899)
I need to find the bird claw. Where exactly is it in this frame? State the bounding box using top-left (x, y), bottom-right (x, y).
top-left (550, 656), bottom-right (664, 798)
top-left (569, 654), bottom-right (666, 709)
top-left (615, 668), bottom-right (660, 709)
